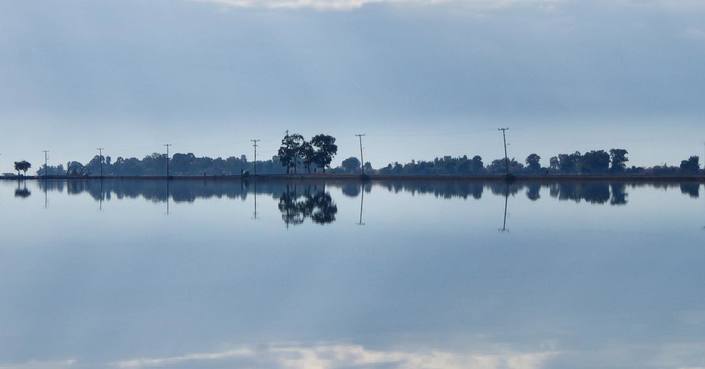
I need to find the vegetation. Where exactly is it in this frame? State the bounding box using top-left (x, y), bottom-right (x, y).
top-left (277, 132), bottom-right (338, 174)
top-left (14, 161), bottom-right (31, 177)
top-left (11, 138), bottom-right (703, 178)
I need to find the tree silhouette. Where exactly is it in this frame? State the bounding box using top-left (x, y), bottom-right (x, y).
top-left (300, 141), bottom-right (315, 173)
top-left (525, 153), bottom-right (541, 172)
top-left (341, 157), bottom-right (361, 173)
top-left (680, 156), bottom-right (700, 174)
top-left (580, 150), bottom-right (610, 173)
top-left (278, 132), bottom-right (305, 174)
top-left (609, 149), bottom-right (629, 172)
top-left (14, 161), bottom-right (31, 177)
top-left (310, 134), bottom-right (338, 173)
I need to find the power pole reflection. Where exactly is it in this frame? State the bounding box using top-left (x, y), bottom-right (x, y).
top-left (357, 184), bottom-right (365, 226)
top-left (253, 180), bottom-right (258, 220)
top-left (499, 184), bottom-right (509, 233)
top-left (165, 180), bottom-right (170, 216)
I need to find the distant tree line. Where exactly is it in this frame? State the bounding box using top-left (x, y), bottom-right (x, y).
top-left (377, 149), bottom-right (703, 176)
top-left (21, 142), bottom-right (704, 177)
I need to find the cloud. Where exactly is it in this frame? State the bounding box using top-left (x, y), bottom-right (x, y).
top-left (0, 359), bottom-right (77, 369)
top-left (192, 0), bottom-right (563, 11)
top-left (111, 343), bottom-right (558, 369)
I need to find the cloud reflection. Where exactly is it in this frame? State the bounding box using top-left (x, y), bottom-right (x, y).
top-left (112, 343), bottom-right (557, 369)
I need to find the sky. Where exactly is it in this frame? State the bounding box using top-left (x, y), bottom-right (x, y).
top-left (1, 0), bottom-right (705, 172)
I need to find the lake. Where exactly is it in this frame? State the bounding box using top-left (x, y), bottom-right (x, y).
top-left (1, 179), bottom-right (704, 369)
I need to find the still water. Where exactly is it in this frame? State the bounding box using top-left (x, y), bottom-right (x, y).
top-left (0, 179), bottom-right (704, 369)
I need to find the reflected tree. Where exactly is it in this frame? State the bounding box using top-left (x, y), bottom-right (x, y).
top-left (680, 183), bottom-right (700, 198)
top-left (610, 183), bottom-right (628, 205)
top-left (526, 183), bottom-right (541, 201)
top-left (278, 185), bottom-right (338, 226)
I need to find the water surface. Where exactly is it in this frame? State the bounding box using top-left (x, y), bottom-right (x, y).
top-left (1, 179), bottom-right (704, 369)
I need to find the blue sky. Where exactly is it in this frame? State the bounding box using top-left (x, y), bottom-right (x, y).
top-left (1, 0), bottom-right (704, 171)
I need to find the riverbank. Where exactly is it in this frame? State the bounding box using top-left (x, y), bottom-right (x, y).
top-left (3, 173), bottom-right (705, 182)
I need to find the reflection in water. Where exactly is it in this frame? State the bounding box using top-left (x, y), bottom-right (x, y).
top-left (2, 179), bottom-right (705, 369)
top-left (30, 179), bottom-right (704, 228)
top-left (278, 184), bottom-right (337, 226)
top-left (681, 183), bottom-right (700, 198)
top-left (500, 185), bottom-right (509, 233)
top-left (14, 181), bottom-right (31, 198)
top-left (36, 179), bottom-right (702, 205)
top-left (358, 186), bottom-right (365, 226)
top-left (108, 343), bottom-right (557, 369)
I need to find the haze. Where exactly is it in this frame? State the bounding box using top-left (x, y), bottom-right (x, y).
top-left (1, 0), bottom-right (704, 172)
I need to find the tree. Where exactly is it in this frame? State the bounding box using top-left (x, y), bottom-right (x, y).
top-left (310, 134), bottom-right (338, 173)
top-left (300, 141), bottom-right (315, 173)
top-left (580, 150), bottom-right (610, 173)
top-left (525, 153), bottom-right (541, 172)
top-left (549, 156), bottom-right (560, 171)
top-left (558, 152), bottom-right (581, 173)
top-left (67, 161), bottom-right (87, 176)
top-left (14, 161), bottom-right (31, 177)
top-left (277, 132), bottom-right (305, 174)
top-left (488, 158), bottom-right (524, 174)
top-left (341, 157), bottom-right (361, 173)
top-left (680, 156), bottom-right (700, 174)
top-left (609, 149), bottom-right (629, 172)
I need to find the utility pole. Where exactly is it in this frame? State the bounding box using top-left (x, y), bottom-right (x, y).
top-left (42, 150), bottom-right (49, 180)
top-left (251, 139), bottom-right (260, 176)
top-left (164, 144), bottom-right (172, 178)
top-left (498, 128), bottom-right (510, 176)
top-left (355, 134), bottom-right (366, 174)
top-left (97, 148), bottom-right (104, 178)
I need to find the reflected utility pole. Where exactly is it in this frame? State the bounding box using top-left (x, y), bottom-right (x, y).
top-left (164, 144), bottom-right (172, 178)
top-left (499, 185), bottom-right (509, 233)
top-left (251, 139), bottom-right (260, 176)
top-left (252, 180), bottom-right (258, 220)
top-left (355, 134), bottom-right (366, 174)
top-left (357, 185), bottom-right (366, 226)
top-left (98, 179), bottom-right (105, 211)
top-left (97, 147), bottom-right (104, 178)
top-left (497, 128), bottom-right (510, 176)
top-left (42, 150), bottom-right (49, 180)
top-left (165, 180), bottom-right (171, 216)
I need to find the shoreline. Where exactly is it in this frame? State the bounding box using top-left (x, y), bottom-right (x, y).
top-left (2, 174), bottom-right (705, 182)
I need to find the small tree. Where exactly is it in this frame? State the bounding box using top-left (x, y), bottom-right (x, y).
top-left (525, 153), bottom-right (541, 172)
top-left (341, 157), bottom-right (361, 173)
top-left (14, 161), bottom-right (31, 177)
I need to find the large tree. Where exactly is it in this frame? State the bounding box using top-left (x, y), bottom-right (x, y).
top-left (680, 156), bottom-right (700, 174)
top-left (277, 132), bottom-right (305, 174)
top-left (310, 134), bottom-right (338, 173)
top-left (300, 141), bottom-right (315, 173)
top-left (609, 149), bottom-right (629, 172)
